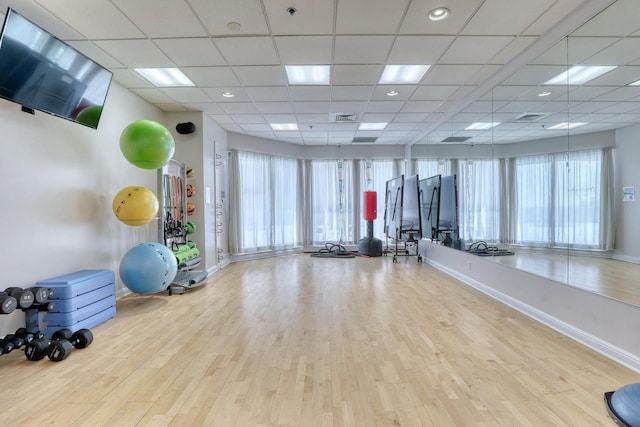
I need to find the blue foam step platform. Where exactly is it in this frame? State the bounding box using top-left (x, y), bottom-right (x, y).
top-left (43, 295), bottom-right (115, 327)
top-left (48, 284), bottom-right (115, 313)
top-left (43, 306), bottom-right (116, 337)
top-left (36, 270), bottom-right (115, 299)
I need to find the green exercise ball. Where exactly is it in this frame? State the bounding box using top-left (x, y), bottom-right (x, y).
top-left (119, 120), bottom-right (175, 169)
top-left (76, 105), bottom-right (103, 129)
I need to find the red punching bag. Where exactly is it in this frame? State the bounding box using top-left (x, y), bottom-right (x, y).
top-left (364, 191), bottom-right (377, 220)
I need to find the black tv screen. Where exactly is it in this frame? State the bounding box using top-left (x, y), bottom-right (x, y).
top-left (383, 175), bottom-right (403, 239)
top-left (439, 175), bottom-right (459, 234)
top-left (0, 8), bottom-right (113, 129)
top-left (400, 174), bottom-right (421, 240)
top-left (419, 174), bottom-right (441, 239)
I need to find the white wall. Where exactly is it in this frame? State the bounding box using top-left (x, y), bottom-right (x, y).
top-left (0, 82), bottom-right (166, 332)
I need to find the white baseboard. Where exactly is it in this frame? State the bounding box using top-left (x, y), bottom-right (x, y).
top-left (427, 258), bottom-right (640, 374)
top-left (612, 253), bottom-right (640, 264)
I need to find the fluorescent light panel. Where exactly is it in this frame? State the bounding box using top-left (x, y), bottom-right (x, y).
top-left (285, 65), bottom-right (330, 85)
top-left (358, 123), bottom-right (387, 130)
top-left (544, 65), bottom-right (617, 85)
top-left (379, 65), bottom-right (430, 84)
top-left (270, 123), bottom-right (298, 131)
top-left (465, 122), bottom-right (501, 130)
top-left (134, 68), bottom-right (194, 87)
top-left (546, 122), bottom-right (588, 130)
top-left (628, 79), bottom-right (640, 86)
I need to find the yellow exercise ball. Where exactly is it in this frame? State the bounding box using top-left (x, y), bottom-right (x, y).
top-left (112, 186), bottom-right (159, 226)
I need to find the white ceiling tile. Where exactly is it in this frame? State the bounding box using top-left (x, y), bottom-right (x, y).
top-left (154, 103), bottom-right (187, 111)
top-left (289, 87), bottom-right (331, 101)
top-left (182, 103), bottom-right (225, 114)
top-left (112, 0), bottom-right (207, 37)
top-left (385, 123), bottom-right (419, 131)
top-left (245, 86), bottom-right (291, 102)
top-left (422, 65), bottom-right (497, 85)
top-left (328, 123), bottom-right (359, 131)
top-left (584, 38), bottom-right (640, 66)
top-left (230, 115), bottom-right (266, 124)
top-left (220, 103), bottom-right (260, 114)
top-left (303, 137), bottom-right (329, 145)
top-left (392, 113), bottom-right (429, 122)
top-left (302, 130), bottom-right (329, 138)
top-left (215, 37), bottom-right (279, 65)
top-left (203, 87), bottom-right (252, 103)
top-left (331, 86), bottom-right (374, 101)
top-left (500, 65), bottom-right (567, 85)
top-left (440, 36), bottom-right (515, 64)
top-left (298, 123), bottom-right (329, 131)
top-left (240, 124), bottom-right (273, 132)
top-left (255, 102), bottom-right (295, 114)
top-left (187, 0), bottom-right (269, 36)
top-left (334, 36), bottom-right (394, 64)
top-left (35, 0), bottom-right (145, 39)
top-left (387, 36), bottom-right (455, 64)
top-left (264, 0), bottom-right (334, 35)
top-left (588, 66), bottom-right (640, 86)
top-left (400, 0), bottom-right (483, 35)
top-left (275, 36), bottom-right (333, 65)
top-left (491, 36), bottom-right (537, 65)
top-left (571, 0), bottom-right (640, 37)
top-left (594, 87), bottom-right (640, 102)
top-left (160, 88), bottom-right (211, 103)
top-left (111, 69), bottom-right (153, 89)
top-left (94, 40), bottom-right (173, 67)
top-left (366, 101), bottom-right (405, 113)
top-left (8, 2), bottom-right (84, 40)
top-left (263, 114), bottom-right (297, 123)
top-left (462, 0), bottom-right (556, 36)
top-left (401, 101), bottom-right (442, 113)
top-left (296, 114), bottom-right (333, 123)
top-left (336, 0), bottom-right (410, 34)
top-left (294, 102), bottom-right (331, 113)
top-left (330, 102), bottom-right (368, 113)
top-left (333, 65), bottom-right (384, 85)
top-left (233, 66), bottom-right (288, 86)
top-left (411, 85), bottom-right (462, 101)
top-left (131, 88), bottom-right (174, 103)
top-left (371, 86), bottom-right (417, 101)
top-left (328, 137), bottom-right (355, 144)
top-left (208, 114), bottom-right (235, 124)
top-left (361, 113), bottom-right (396, 122)
top-left (154, 38), bottom-right (226, 67)
top-left (182, 67), bottom-right (241, 86)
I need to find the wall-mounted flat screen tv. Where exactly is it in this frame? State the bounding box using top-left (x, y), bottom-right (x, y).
top-left (0, 8), bottom-right (113, 129)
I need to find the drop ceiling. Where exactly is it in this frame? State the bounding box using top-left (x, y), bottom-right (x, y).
top-left (1, 0), bottom-right (638, 145)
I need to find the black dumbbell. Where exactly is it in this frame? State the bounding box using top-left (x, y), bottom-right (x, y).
top-left (0, 339), bottom-right (15, 355)
top-left (4, 287), bottom-right (34, 309)
top-left (24, 328), bottom-right (69, 361)
top-left (25, 301), bottom-right (55, 312)
top-left (48, 329), bottom-right (93, 362)
top-left (3, 334), bottom-right (25, 350)
top-left (26, 287), bottom-right (53, 304)
top-left (15, 328), bottom-right (43, 344)
top-left (0, 293), bottom-right (17, 314)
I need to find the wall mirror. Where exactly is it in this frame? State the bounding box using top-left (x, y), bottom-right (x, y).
top-left (416, 0), bottom-right (640, 306)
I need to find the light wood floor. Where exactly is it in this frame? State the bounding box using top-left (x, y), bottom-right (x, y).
top-left (0, 254), bottom-right (637, 426)
top-left (489, 250), bottom-right (640, 307)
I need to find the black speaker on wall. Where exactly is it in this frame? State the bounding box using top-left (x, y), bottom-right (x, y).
top-left (176, 122), bottom-right (196, 135)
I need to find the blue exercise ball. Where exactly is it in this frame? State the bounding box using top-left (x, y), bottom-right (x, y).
top-left (611, 383), bottom-right (640, 426)
top-left (119, 242), bottom-right (177, 294)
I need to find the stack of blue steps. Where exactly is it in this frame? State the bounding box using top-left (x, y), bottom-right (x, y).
top-left (35, 270), bottom-right (116, 336)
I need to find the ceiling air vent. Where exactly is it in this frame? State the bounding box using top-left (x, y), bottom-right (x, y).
top-left (352, 137), bottom-right (378, 143)
top-left (516, 112), bottom-right (549, 122)
top-left (441, 136), bottom-right (471, 143)
top-left (333, 113), bottom-right (357, 122)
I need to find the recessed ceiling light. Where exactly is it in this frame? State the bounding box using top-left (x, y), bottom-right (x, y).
top-left (358, 123), bottom-right (387, 130)
top-left (285, 65), bottom-right (330, 85)
top-left (386, 90), bottom-right (399, 97)
top-left (270, 123), bottom-right (299, 131)
top-left (545, 122), bottom-right (588, 130)
top-left (465, 122), bottom-right (501, 130)
top-left (379, 65), bottom-right (431, 84)
top-left (221, 91), bottom-right (234, 98)
top-left (544, 65), bottom-right (617, 85)
top-left (134, 68), bottom-right (194, 87)
top-left (428, 7), bottom-right (450, 21)
top-left (538, 91), bottom-right (552, 97)
top-left (227, 21), bottom-right (241, 31)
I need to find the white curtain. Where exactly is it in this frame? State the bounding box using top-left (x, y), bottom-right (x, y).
top-left (309, 160), bottom-right (355, 245)
top-left (512, 154), bottom-right (553, 245)
top-left (457, 158), bottom-right (501, 243)
top-left (228, 150), bottom-right (301, 254)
